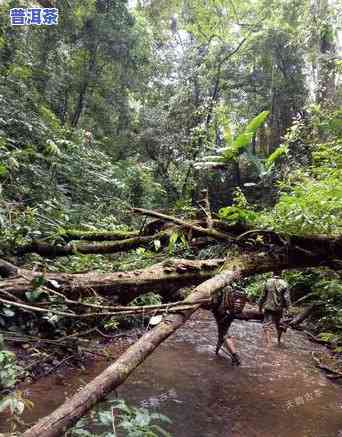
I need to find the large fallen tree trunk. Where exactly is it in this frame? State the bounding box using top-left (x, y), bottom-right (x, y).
top-left (3, 226), bottom-right (342, 303)
top-left (15, 222), bottom-right (233, 257)
top-left (12, 205), bottom-right (342, 263)
top-left (134, 208), bottom-right (342, 258)
top-left (22, 247), bottom-right (339, 437)
top-left (0, 258), bottom-right (225, 304)
top-left (16, 233), bottom-right (169, 258)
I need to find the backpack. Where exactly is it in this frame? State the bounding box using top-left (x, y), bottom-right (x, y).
top-left (266, 278), bottom-right (288, 310)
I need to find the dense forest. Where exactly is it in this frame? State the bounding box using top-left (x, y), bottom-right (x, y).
top-left (0, 0), bottom-right (341, 436)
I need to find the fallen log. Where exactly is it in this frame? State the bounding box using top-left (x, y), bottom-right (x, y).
top-left (14, 221), bottom-right (232, 257)
top-left (59, 229), bottom-right (139, 242)
top-left (12, 207), bottom-right (342, 263)
top-left (289, 303), bottom-right (319, 327)
top-left (133, 207), bottom-right (234, 242)
top-left (222, 305), bottom-right (318, 324)
top-left (3, 226), bottom-right (342, 304)
top-left (235, 310), bottom-right (263, 321)
top-left (0, 258), bottom-right (18, 278)
top-left (0, 258), bottom-right (225, 303)
top-left (3, 221), bottom-right (342, 308)
top-left (133, 208), bottom-right (342, 261)
top-left (22, 247), bottom-right (338, 437)
top-left (312, 351), bottom-right (342, 379)
top-left (16, 233), bottom-right (169, 258)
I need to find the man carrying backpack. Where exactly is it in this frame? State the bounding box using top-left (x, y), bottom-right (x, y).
top-left (212, 283), bottom-right (249, 366)
top-left (258, 272), bottom-right (291, 346)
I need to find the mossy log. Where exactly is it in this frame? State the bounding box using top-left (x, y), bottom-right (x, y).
top-left (3, 228), bottom-right (342, 304)
top-left (0, 258), bottom-right (225, 304)
top-left (59, 228), bottom-right (139, 242)
top-left (16, 233), bottom-right (169, 258)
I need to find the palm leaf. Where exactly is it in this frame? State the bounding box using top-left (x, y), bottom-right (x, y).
top-left (245, 111), bottom-right (270, 133)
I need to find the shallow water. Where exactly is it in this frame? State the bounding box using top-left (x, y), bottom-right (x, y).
top-left (1, 311), bottom-right (342, 436)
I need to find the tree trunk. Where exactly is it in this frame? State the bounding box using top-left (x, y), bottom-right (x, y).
top-left (0, 258), bottom-right (225, 304)
top-left (197, 189), bottom-right (213, 229)
top-left (16, 233), bottom-right (168, 257)
top-left (71, 80), bottom-right (88, 128)
top-left (0, 259), bottom-right (18, 278)
top-left (290, 303), bottom-right (319, 327)
top-left (317, 0), bottom-right (337, 107)
top-left (70, 51), bottom-right (97, 128)
top-left (60, 229), bottom-right (139, 242)
top-left (132, 208), bottom-right (233, 242)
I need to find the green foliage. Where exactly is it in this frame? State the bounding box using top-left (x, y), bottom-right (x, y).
top-left (0, 352), bottom-right (16, 390)
top-left (167, 232), bottom-right (188, 255)
top-left (251, 105), bottom-right (342, 236)
top-left (218, 188), bottom-right (257, 225)
top-left (245, 278), bottom-right (267, 301)
top-left (0, 162), bottom-right (8, 177)
top-left (125, 293), bottom-right (163, 328)
top-left (196, 111), bottom-right (270, 168)
top-left (265, 145), bottom-right (288, 169)
top-left (257, 175), bottom-right (342, 235)
top-left (218, 206), bottom-right (257, 225)
top-left (70, 399), bottom-right (172, 437)
top-left (282, 270), bottom-right (321, 296)
top-left (0, 334), bottom-right (21, 391)
top-left (130, 293), bottom-right (162, 308)
top-left (0, 0), bottom-right (165, 255)
top-left (113, 399), bottom-right (172, 437)
top-left (312, 278), bottom-right (342, 337)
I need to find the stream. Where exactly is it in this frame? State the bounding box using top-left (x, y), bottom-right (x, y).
top-left (2, 310), bottom-right (342, 436)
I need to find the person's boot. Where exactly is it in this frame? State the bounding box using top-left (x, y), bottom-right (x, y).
top-left (231, 352), bottom-right (241, 366)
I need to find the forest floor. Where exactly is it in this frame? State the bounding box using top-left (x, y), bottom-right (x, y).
top-left (1, 309), bottom-right (342, 436)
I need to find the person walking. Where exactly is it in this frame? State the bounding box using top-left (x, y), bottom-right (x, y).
top-left (258, 272), bottom-right (290, 346)
top-left (212, 284), bottom-right (249, 366)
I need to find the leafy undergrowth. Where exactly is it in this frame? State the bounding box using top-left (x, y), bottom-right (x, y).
top-left (69, 399), bottom-right (172, 437)
top-left (217, 108), bottom-right (342, 236)
top-left (0, 333), bottom-right (33, 433)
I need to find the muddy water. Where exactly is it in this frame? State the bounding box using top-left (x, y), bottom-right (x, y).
top-left (2, 311), bottom-right (342, 436)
